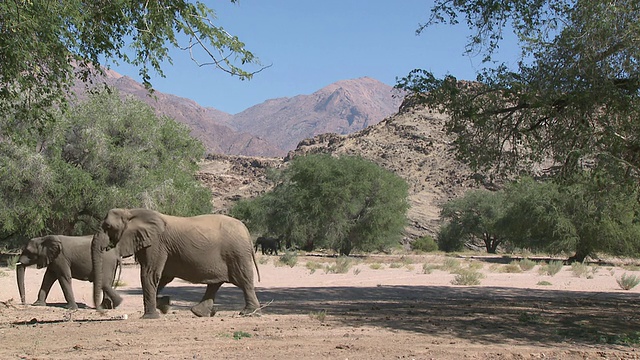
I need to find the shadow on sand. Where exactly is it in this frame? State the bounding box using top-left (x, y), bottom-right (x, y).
top-left (120, 283), bottom-right (640, 347)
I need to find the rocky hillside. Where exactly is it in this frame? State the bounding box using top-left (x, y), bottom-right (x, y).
top-left (72, 70), bottom-right (401, 157)
top-left (197, 98), bottom-right (486, 240)
top-left (226, 77), bottom-right (404, 153)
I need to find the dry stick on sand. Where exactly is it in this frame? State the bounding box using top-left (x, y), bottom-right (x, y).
top-left (240, 299), bottom-right (274, 317)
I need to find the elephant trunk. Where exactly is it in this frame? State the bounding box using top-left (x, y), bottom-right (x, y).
top-left (91, 232), bottom-right (108, 309)
top-left (16, 264), bottom-right (26, 305)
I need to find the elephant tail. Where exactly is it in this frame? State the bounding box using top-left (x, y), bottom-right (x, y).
top-left (112, 258), bottom-right (123, 289)
top-left (251, 250), bottom-right (261, 282)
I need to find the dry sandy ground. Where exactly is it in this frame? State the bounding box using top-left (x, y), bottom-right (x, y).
top-left (1, 254), bottom-right (640, 359)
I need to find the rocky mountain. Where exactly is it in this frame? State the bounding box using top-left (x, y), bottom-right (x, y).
top-left (226, 77), bottom-right (404, 153)
top-left (72, 70), bottom-right (401, 157)
top-left (197, 97), bottom-right (487, 241)
top-left (71, 69), bottom-right (280, 156)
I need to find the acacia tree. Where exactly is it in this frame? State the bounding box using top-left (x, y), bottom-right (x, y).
top-left (231, 154), bottom-right (409, 255)
top-left (438, 189), bottom-right (509, 253)
top-left (0, 0), bottom-right (263, 132)
top-left (397, 1), bottom-right (640, 183)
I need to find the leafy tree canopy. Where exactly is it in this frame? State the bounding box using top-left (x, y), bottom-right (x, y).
top-left (398, 1), bottom-right (640, 183)
top-left (0, 0), bottom-right (263, 130)
top-left (439, 189), bottom-right (508, 253)
top-left (0, 88), bottom-right (212, 248)
top-left (231, 154), bottom-right (409, 256)
top-left (438, 176), bottom-right (640, 260)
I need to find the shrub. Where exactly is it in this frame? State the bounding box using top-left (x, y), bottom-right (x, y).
top-left (277, 251), bottom-right (298, 268)
top-left (7, 255), bottom-right (19, 270)
top-left (501, 261), bottom-right (523, 273)
top-left (324, 257), bottom-right (353, 274)
top-left (537, 280), bottom-right (552, 286)
top-left (422, 263), bottom-right (437, 274)
top-left (305, 261), bottom-right (323, 274)
top-left (538, 260), bottom-right (563, 276)
top-left (518, 258), bottom-right (536, 271)
top-left (451, 269), bottom-right (484, 285)
top-left (616, 273), bottom-right (640, 290)
top-left (412, 235), bottom-right (438, 252)
top-left (369, 263), bottom-right (383, 270)
top-left (570, 262), bottom-right (594, 278)
top-left (441, 258), bottom-right (461, 272)
top-left (309, 310), bottom-right (327, 322)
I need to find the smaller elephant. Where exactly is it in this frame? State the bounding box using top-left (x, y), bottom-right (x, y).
top-left (16, 235), bottom-right (122, 310)
top-left (255, 236), bottom-right (281, 255)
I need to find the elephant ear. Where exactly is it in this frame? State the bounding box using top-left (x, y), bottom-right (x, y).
top-left (117, 209), bottom-right (166, 258)
top-left (37, 236), bottom-right (62, 269)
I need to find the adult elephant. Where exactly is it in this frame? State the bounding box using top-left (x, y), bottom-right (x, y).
top-left (16, 235), bottom-right (122, 310)
top-left (255, 236), bottom-right (281, 255)
top-left (91, 208), bottom-right (261, 319)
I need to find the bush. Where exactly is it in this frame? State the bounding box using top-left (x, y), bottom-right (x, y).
top-left (570, 262), bottom-right (594, 278)
top-left (538, 260), bottom-right (563, 276)
top-left (616, 273), bottom-right (640, 290)
top-left (518, 258), bottom-right (536, 271)
top-left (324, 256), bottom-right (353, 274)
top-left (501, 261), bottom-right (523, 273)
top-left (451, 269), bottom-right (484, 285)
top-left (277, 251), bottom-right (298, 268)
top-left (441, 258), bottom-right (461, 272)
top-left (412, 235), bottom-right (438, 252)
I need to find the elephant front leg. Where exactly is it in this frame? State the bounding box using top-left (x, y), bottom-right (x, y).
top-left (140, 268), bottom-right (161, 319)
top-left (191, 283), bottom-right (222, 317)
top-left (33, 270), bottom-right (57, 307)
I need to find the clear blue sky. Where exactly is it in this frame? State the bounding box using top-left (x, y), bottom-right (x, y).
top-left (108, 1), bottom-right (521, 115)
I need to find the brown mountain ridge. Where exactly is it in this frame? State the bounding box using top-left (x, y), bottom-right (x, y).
top-left (73, 70), bottom-right (402, 157)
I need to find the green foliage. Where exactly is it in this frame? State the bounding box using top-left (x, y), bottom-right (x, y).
top-left (438, 189), bottom-right (509, 253)
top-left (411, 235), bottom-right (438, 252)
top-left (537, 281), bottom-right (552, 286)
top-left (231, 154), bottom-right (409, 255)
top-left (570, 262), bottom-right (595, 278)
top-left (436, 222), bottom-right (465, 252)
top-left (277, 251), bottom-right (298, 268)
top-left (451, 269), bottom-right (484, 285)
top-left (503, 176), bottom-right (640, 261)
top-left (616, 273), bottom-right (640, 290)
top-left (0, 0), bottom-right (261, 135)
top-left (0, 89), bottom-right (211, 244)
top-left (518, 258), bottom-right (536, 271)
top-left (7, 255), bottom-right (20, 270)
top-left (323, 256), bottom-right (354, 274)
top-left (501, 262), bottom-right (523, 273)
top-left (437, 175), bottom-right (640, 260)
top-left (538, 261), bottom-right (564, 276)
top-left (308, 310), bottom-right (327, 322)
top-left (305, 261), bottom-right (322, 274)
top-left (399, 1), bottom-right (640, 186)
top-left (232, 331), bottom-right (252, 340)
top-left (440, 258), bottom-right (461, 272)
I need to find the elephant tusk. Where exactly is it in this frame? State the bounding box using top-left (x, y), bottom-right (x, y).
top-left (15, 262), bottom-right (22, 266)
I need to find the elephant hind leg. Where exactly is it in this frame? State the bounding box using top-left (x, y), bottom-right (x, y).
top-left (239, 284), bottom-right (261, 316)
top-left (191, 283), bottom-right (222, 317)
